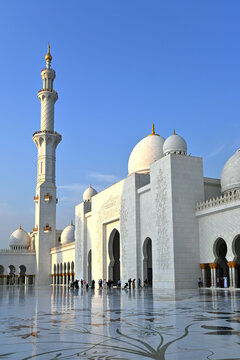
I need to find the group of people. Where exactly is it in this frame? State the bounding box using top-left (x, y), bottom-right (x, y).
top-left (69, 279), bottom-right (95, 290)
top-left (123, 278), bottom-right (150, 289)
top-left (69, 277), bottom-right (151, 290)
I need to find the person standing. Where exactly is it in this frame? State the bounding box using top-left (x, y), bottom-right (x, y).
top-left (128, 278), bottom-right (132, 289)
top-left (133, 279), bottom-right (136, 289)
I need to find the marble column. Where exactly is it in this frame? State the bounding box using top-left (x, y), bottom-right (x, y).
top-left (227, 261), bottom-right (237, 288)
top-left (227, 262), bottom-right (233, 287)
top-left (209, 263), bottom-right (217, 288)
top-left (231, 262), bottom-right (237, 288)
top-left (25, 275), bottom-right (29, 286)
top-left (200, 264), bottom-right (207, 287)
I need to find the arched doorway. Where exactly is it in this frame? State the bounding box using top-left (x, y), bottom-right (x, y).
top-left (214, 238), bottom-right (229, 287)
top-left (233, 235), bottom-right (240, 287)
top-left (108, 229), bottom-right (120, 285)
top-left (53, 264), bottom-right (56, 285)
top-left (88, 250), bottom-right (92, 284)
top-left (67, 262), bottom-right (70, 285)
top-left (64, 263), bottom-right (67, 285)
top-left (71, 262), bottom-right (74, 281)
top-left (143, 238), bottom-right (152, 286)
top-left (57, 264), bottom-right (59, 284)
top-left (8, 265), bottom-right (15, 285)
top-left (60, 263), bottom-right (63, 285)
top-left (19, 265), bottom-right (26, 285)
top-left (0, 266), bottom-right (4, 285)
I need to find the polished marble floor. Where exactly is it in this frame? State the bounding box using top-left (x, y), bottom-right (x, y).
top-left (0, 286), bottom-right (240, 359)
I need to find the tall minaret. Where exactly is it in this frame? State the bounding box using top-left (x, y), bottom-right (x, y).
top-left (32, 45), bottom-right (61, 285)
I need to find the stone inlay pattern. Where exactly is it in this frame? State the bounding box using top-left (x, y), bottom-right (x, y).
top-left (0, 287), bottom-right (240, 359)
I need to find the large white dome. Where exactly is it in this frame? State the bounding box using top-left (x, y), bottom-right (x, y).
top-left (163, 131), bottom-right (187, 155)
top-left (61, 221), bottom-right (75, 245)
top-left (128, 125), bottom-right (165, 175)
top-left (9, 226), bottom-right (30, 249)
top-left (83, 185), bottom-right (98, 202)
top-left (221, 149), bottom-right (240, 193)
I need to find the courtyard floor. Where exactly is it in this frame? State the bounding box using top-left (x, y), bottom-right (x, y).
top-left (0, 286), bottom-right (240, 359)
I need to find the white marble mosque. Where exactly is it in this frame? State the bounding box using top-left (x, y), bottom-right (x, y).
top-left (1, 46), bottom-right (240, 290)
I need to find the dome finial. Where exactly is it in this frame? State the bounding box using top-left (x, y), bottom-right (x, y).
top-left (152, 123), bottom-right (155, 135)
top-left (70, 219), bottom-right (73, 226)
top-left (173, 129), bottom-right (176, 135)
top-left (45, 43), bottom-right (52, 62)
top-left (19, 224), bottom-right (22, 230)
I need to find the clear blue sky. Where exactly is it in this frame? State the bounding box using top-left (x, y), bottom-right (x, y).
top-left (0, 0), bottom-right (240, 247)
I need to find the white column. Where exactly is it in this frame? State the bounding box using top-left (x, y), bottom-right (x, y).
top-left (200, 264), bottom-right (206, 287)
top-left (232, 266), bottom-right (236, 288)
top-left (210, 263), bottom-right (217, 288)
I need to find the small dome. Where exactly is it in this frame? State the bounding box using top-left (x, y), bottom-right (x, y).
top-left (61, 221), bottom-right (75, 245)
top-left (128, 124), bottom-right (165, 175)
top-left (9, 225), bottom-right (30, 249)
top-left (83, 185), bottom-right (97, 202)
top-left (221, 149), bottom-right (240, 193)
top-left (163, 131), bottom-right (187, 155)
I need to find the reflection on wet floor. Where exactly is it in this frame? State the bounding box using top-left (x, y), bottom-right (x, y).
top-left (0, 287), bottom-right (240, 359)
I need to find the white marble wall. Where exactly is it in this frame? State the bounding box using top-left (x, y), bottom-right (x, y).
top-left (170, 155), bottom-right (204, 289)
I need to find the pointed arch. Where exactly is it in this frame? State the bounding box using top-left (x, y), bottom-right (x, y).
top-left (143, 237), bottom-right (152, 286)
top-left (108, 229), bottom-right (120, 285)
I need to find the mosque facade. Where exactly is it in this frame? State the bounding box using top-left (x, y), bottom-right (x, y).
top-left (0, 49), bottom-right (240, 289)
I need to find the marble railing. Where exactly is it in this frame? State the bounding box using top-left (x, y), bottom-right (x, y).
top-left (0, 249), bottom-right (35, 253)
top-left (196, 190), bottom-right (240, 211)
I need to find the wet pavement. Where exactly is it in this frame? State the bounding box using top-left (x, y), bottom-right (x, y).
top-left (0, 286), bottom-right (240, 359)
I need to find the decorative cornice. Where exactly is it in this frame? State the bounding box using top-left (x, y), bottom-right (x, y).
top-left (196, 190), bottom-right (240, 212)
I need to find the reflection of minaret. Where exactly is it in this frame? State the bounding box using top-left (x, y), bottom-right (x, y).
top-left (33, 45), bottom-right (62, 285)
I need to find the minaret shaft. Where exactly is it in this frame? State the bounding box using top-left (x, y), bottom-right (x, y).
top-left (32, 46), bottom-right (61, 285)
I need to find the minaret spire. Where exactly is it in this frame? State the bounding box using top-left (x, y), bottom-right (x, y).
top-left (152, 123), bottom-right (155, 135)
top-left (45, 43), bottom-right (52, 68)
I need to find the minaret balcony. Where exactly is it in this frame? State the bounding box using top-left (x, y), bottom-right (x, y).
top-left (38, 89), bottom-right (58, 95)
top-left (44, 226), bottom-right (52, 233)
top-left (33, 196), bottom-right (39, 203)
top-left (44, 194), bottom-right (52, 202)
top-left (33, 226), bottom-right (38, 232)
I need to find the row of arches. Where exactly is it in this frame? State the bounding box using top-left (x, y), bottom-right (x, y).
top-left (52, 261), bottom-right (75, 285)
top-left (202, 235), bottom-right (240, 288)
top-left (0, 265), bottom-right (34, 285)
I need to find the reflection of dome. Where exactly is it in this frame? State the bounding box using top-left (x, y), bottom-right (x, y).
top-left (128, 124), bottom-right (165, 175)
top-left (61, 221), bottom-right (75, 245)
top-left (221, 150), bottom-right (240, 193)
top-left (83, 185), bottom-right (98, 202)
top-left (163, 130), bottom-right (187, 155)
top-left (9, 225), bottom-right (30, 249)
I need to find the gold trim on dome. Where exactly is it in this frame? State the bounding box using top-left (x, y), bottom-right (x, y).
top-left (45, 43), bottom-right (52, 62)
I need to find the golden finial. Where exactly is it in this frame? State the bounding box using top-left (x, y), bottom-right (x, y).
top-left (173, 129), bottom-right (176, 135)
top-left (152, 123), bottom-right (155, 135)
top-left (147, 122), bottom-right (159, 137)
top-left (45, 43), bottom-right (52, 62)
top-left (19, 224), bottom-right (22, 230)
top-left (70, 219), bottom-right (73, 226)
